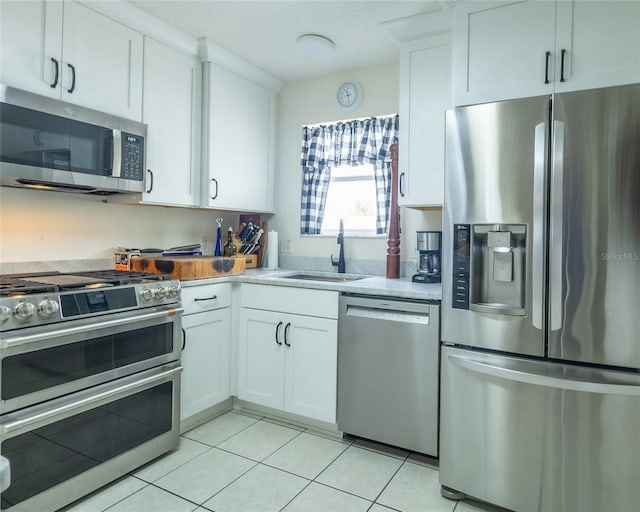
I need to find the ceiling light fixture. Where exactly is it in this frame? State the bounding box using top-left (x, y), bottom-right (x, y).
top-left (297, 34), bottom-right (336, 59)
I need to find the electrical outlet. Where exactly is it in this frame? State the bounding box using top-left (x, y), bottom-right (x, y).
top-left (280, 239), bottom-right (292, 254)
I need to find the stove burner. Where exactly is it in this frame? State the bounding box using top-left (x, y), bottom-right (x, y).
top-left (0, 270), bottom-right (171, 296)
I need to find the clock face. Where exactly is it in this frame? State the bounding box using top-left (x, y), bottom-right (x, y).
top-left (337, 81), bottom-right (363, 111)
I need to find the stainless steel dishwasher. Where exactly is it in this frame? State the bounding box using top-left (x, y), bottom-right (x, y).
top-left (337, 293), bottom-right (440, 456)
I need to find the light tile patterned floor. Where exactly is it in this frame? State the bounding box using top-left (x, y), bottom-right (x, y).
top-left (63, 411), bottom-right (507, 512)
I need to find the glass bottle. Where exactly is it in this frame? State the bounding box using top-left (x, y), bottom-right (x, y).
top-left (223, 227), bottom-right (236, 257)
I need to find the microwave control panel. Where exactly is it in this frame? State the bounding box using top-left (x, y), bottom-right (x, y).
top-left (121, 133), bottom-right (144, 181)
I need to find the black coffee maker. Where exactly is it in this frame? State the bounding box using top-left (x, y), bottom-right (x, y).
top-left (412, 231), bottom-right (441, 283)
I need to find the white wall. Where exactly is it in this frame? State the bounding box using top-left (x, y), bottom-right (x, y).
top-left (0, 187), bottom-right (238, 264)
top-left (271, 62), bottom-right (442, 274)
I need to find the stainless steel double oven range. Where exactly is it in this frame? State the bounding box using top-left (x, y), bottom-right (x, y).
top-left (0, 270), bottom-right (183, 511)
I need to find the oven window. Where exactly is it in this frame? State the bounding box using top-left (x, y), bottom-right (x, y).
top-left (0, 382), bottom-right (173, 509)
top-left (1, 323), bottom-right (173, 401)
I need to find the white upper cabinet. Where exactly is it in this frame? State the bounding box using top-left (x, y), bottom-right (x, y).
top-left (453, 0), bottom-right (556, 105)
top-left (398, 34), bottom-right (452, 207)
top-left (554, 0), bottom-right (640, 93)
top-left (0, 0), bottom-right (63, 99)
top-left (0, 1), bottom-right (143, 120)
top-left (453, 0), bottom-right (640, 105)
top-left (201, 62), bottom-right (277, 212)
top-left (141, 38), bottom-right (201, 207)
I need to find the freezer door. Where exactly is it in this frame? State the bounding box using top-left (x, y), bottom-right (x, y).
top-left (442, 95), bottom-right (549, 356)
top-left (549, 84), bottom-right (640, 368)
top-left (440, 346), bottom-right (640, 512)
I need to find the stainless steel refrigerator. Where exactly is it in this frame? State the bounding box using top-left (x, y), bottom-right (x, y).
top-left (440, 83), bottom-right (640, 512)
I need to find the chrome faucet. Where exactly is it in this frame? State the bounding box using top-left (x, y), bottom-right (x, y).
top-left (331, 218), bottom-right (346, 273)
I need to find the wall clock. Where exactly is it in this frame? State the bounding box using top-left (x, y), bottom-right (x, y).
top-left (336, 81), bottom-right (363, 111)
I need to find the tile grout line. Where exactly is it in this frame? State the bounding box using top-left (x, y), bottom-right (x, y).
top-left (369, 452), bottom-right (411, 509)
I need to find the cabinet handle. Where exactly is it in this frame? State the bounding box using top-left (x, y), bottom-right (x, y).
top-left (560, 48), bottom-right (567, 82)
top-left (284, 322), bottom-right (291, 347)
top-left (210, 178), bottom-right (218, 200)
top-left (146, 169), bottom-right (154, 193)
top-left (399, 172), bottom-right (405, 197)
top-left (50, 58), bottom-right (59, 88)
top-left (67, 63), bottom-right (76, 93)
top-left (275, 321), bottom-right (283, 345)
top-left (181, 328), bottom-right (186, 351)
top-left (544, 51), bottom-right (551, 84)
top-left (194, 295), bottom-right (217, 302)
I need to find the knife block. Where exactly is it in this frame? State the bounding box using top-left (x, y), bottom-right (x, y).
top-left (237, 214), bottom-right (264, 268)
top-left (232, 234), bottom-right (258, 268)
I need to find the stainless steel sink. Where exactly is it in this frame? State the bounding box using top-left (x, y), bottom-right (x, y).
top-left (280, 273), bottom-right (365, 283)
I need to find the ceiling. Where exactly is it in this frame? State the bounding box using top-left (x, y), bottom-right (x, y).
top-left (131, 0), bottom-right (443, 83)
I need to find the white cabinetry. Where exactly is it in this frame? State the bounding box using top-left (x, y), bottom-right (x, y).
top-left (201, 63), bottom-right (277, 212)
top-left (398, 34), bottom-right (451, 207)
top-left (453, 0), bottom-right (640, 106)
top-left (141, 38), bottom-right (201, 206)
top-left (180, 283), bottom-right (231, 422)
top-left (238, 284), bottom-right (338, 423)
top-left (0, 0), bottom-right (143, 120)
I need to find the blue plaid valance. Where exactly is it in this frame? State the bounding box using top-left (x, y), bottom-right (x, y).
top-left (300, 114), bottom-right (399, 234)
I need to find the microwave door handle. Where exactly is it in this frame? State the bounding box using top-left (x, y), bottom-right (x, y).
top-left (112, 129), bottom-right (122, 178)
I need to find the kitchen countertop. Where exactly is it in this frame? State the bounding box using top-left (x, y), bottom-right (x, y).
top-left (181, 268), bottom-right (441, 302)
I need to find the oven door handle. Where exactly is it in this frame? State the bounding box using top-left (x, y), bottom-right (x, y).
top-left (1, 364), bottom-right (183, 436)
top-left (0, 308), bottom-right (184, 349)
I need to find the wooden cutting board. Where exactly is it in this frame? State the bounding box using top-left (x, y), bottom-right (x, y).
top-left (131, 256), bottom-right (246, 280)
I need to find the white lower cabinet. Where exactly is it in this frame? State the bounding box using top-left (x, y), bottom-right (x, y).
top-left (180, 283), bottom-right (231, 421)
top-left (237, 284), bottom-right (338, 423)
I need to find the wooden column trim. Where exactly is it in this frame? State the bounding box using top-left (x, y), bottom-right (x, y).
top-left (386, 143), bottom-right (400, 279)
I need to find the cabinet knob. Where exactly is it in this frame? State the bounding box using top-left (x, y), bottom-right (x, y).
top-left (275, 321), bottom-right (283, 345)
top-left (399, 172), bottom-right (406, 197)
top-left (560, 49), bottom-right (567, 82)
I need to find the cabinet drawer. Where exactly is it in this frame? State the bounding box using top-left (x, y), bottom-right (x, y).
top-left (181, 283), bottom-right (231, 314)
top-left (241, 284), bottom-right (338, 319)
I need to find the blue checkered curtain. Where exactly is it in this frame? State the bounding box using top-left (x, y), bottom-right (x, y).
top-left (300, 114), bottom-right (399, 234)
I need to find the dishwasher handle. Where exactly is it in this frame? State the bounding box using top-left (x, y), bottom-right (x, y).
top-left (345, 305), bottom-right (430, 325)
top-left (341, 294), bottom-right (435, 316)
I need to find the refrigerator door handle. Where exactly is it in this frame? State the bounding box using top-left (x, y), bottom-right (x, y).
top-left (550, 120), bottom-right (565, 331)
top-left (532, 122), bottom-right (546, 330)
top-left (447, 353), bottom-right (640, 396)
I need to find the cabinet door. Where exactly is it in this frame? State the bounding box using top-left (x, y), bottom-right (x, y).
top-left (237, 308), bottom-right (285, 410)
top-left (554, 0), bottom-right (640, 93)
top-left (398, 35), bottom-right (451, 207)
top-left (180, 308), bottom-right (231, 420)
top-left (453, 0), bottom-right (556, 105)
top-left (61, 1), bottom-right (143, 120)
top-left (142, 38), bottom-right (201, 206)
top-left (203, 63), bottom-right (276, 212)
top-left (0, 0), bottom-right (62, 98)
top-left (283, 314), bottom-right (337, 423)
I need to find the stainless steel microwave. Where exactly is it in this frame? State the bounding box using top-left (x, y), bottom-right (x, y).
top-left (0, 84), bottom-right (146, 195)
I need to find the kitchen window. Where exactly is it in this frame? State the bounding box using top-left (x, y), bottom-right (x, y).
top-left (300, 114), bottom-right (399, 236)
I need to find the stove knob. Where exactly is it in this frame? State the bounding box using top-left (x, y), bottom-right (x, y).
top-left (0, 305), bottom-right (11, 322)
top-left (168, 284), bottom-right (181, 298)
top-left (153, 287), bottom-right (167, 299)
top-left (15, 302), bottom-right (36, 319)
top-left (38, 299), bottom-right (60, 317)
top-left (139, 288), bottom-right (153, 301)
